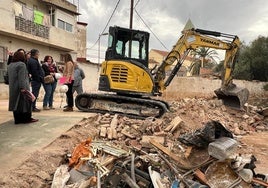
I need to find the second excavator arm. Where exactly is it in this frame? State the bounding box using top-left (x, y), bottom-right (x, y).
top-left (153, 28), bottom-right (241, 95)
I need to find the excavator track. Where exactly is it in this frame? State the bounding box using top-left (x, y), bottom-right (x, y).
top-left (75, 93), bottom-right (169, 119)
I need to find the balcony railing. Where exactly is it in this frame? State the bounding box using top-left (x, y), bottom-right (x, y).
top-left (15, 16), bottom-right (49, 39)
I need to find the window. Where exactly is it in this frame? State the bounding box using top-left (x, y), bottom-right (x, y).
top-left (58, 19), bottom-right (65, 30)
top-left (108, 35), bottom-right (113, 48)
top-left (60, 54), bottom-right (66, 62)
top-left (49, 9), bottom-right (55, 26)
top-left (115, 33), bottom-right (147, 60)
top-left (66, 23), bottom-right (73, 32)
top-left (125, 40), bottom-right (140, 59)
top-left (58, 19), bottom-right (73, 32)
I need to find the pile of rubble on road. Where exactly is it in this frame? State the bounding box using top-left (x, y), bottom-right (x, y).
top-left (51, 98), bottom-right (268, 187)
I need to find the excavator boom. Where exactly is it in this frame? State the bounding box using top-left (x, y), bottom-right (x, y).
top-left (153, 28), bottom-right (249, 108)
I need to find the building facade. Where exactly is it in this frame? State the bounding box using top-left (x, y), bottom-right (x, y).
top-left (0, 0), bottom-right (87, 82)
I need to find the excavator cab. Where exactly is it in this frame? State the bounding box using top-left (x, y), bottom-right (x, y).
top-left (105, 26), bottom-right (149, 67)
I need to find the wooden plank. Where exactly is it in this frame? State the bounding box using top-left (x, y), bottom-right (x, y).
top-left (194, 169), bottom-right (210, 187)
top-left (150, 139), bottom-right (189, 167)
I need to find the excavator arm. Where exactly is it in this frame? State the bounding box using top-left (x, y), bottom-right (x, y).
top-left (153, 28), bottom-right (249, 108)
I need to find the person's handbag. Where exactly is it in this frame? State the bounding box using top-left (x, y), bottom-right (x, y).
top-left (44, 75), bottom-right (55, 84)
top-left (22, 90), bottom-right (36, 102)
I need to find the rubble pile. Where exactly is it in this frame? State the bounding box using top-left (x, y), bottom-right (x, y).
top-left (52, 98), bottom-right (268, 187)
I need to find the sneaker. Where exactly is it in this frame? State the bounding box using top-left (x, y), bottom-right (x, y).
top-left (49, 106), bottom-right (55, 110)
top-left (63, 107), bottom-right (73, 112)
top-left (43, 106), bottom-right (50, 110)
top-left (32, 108), bottom-right (41, 112)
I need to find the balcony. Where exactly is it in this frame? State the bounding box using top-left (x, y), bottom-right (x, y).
top-left (15, 16), bottom-right (49, 39)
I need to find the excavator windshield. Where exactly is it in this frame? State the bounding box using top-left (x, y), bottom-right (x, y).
top-left (105, 26), bottom-right (150, 67)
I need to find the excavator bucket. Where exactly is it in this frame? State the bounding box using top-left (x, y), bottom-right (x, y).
top-left (214, 85), bottom-right (249, 109)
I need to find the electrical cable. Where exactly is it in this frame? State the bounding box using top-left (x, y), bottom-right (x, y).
top-left (134, 8), bottom-right (168, 50)
top-left (134, 0), bottom-right (141, 8)
top-left (87, 0), bottom-right (121, 50)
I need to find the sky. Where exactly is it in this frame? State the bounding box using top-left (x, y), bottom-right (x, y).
top-left (75, 0), bottom-right (268, 63)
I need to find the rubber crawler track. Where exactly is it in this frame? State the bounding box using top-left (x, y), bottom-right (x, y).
top-left (75, 93), bottom-right (169, 119)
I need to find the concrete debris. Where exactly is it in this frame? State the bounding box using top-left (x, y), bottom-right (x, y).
top-left (51, 98), bottom-right (267, 187)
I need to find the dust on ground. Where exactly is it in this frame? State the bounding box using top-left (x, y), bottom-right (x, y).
top-left (0, 97), bottom-right (267, 187)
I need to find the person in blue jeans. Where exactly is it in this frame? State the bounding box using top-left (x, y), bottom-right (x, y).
top-left (27, 49), bottom-right (44, 112)
top-left (42, 55), bottom-right (58, 110)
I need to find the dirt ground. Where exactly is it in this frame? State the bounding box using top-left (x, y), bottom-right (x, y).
top-left (0, 96), bottom-right (267, 187)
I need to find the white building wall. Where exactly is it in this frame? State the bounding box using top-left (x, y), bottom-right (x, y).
top-left (55, 9), bottom-right (76, 29)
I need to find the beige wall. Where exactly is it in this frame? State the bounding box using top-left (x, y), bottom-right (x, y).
top-left (1, 71), bottom-right (266, 107)
top-left (162, 77), bottom-right (267, 99)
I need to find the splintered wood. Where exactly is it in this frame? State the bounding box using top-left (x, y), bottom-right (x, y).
top-left (164, 116), bottom-right (183, 133)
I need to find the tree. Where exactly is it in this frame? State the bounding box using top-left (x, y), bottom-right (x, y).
top-left (189, 60), bottom-right (201, 76)
top-left (234, 36), bottom-right (268, 81)
top-left (192, 47), bottom-right (219, 68)
top-left (189, 47), bottom-right (219, 75)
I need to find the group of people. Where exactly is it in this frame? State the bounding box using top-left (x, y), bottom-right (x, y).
top-left (7, 48), bottom-right (85, 124)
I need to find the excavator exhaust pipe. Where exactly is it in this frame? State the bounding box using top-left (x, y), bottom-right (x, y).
top-left (214, 85), bottom-right (249, 109)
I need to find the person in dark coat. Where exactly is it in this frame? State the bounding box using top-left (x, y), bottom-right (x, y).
top-left (8, 50), bottom-right (38, 124)
top-left (4, 49), bottom-right (26, 85)
top-left (27, 49), bottom-right (44, 112)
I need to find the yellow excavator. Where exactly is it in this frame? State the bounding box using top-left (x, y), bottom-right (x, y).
top-left (75, 26), bottom-right (249, 118)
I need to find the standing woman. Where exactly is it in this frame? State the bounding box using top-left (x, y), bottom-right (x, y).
top-left (42, 55), bottom-right (58, 110)
top-left (63, 53), bottom-right (74, 112)
top-left (8, 50), bottom-right (38, 124)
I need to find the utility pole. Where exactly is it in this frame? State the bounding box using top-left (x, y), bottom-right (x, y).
top-left (129, 0), bottom-right (134, 29)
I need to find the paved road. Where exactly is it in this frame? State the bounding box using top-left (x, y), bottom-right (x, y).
top-left (0, 100), bottom-right (94, 175)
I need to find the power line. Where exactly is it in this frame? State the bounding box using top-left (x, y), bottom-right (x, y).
top-left (134, 9), bottom-right (168, 50)
top-left (87, 0), bottom-right (121, 50)
top-left (134, 0), bottom-right (141, 8)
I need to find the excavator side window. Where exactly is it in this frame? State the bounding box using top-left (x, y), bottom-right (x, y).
top-left (108, 35), bottom-right (113, 48)
top-left (116, 40), bottom-right (123, 55)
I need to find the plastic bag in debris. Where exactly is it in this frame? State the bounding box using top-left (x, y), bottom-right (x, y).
top-left (178, 121), bottom-right (233, 148)
top-left (51, 165), bottom-right (70, 188)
